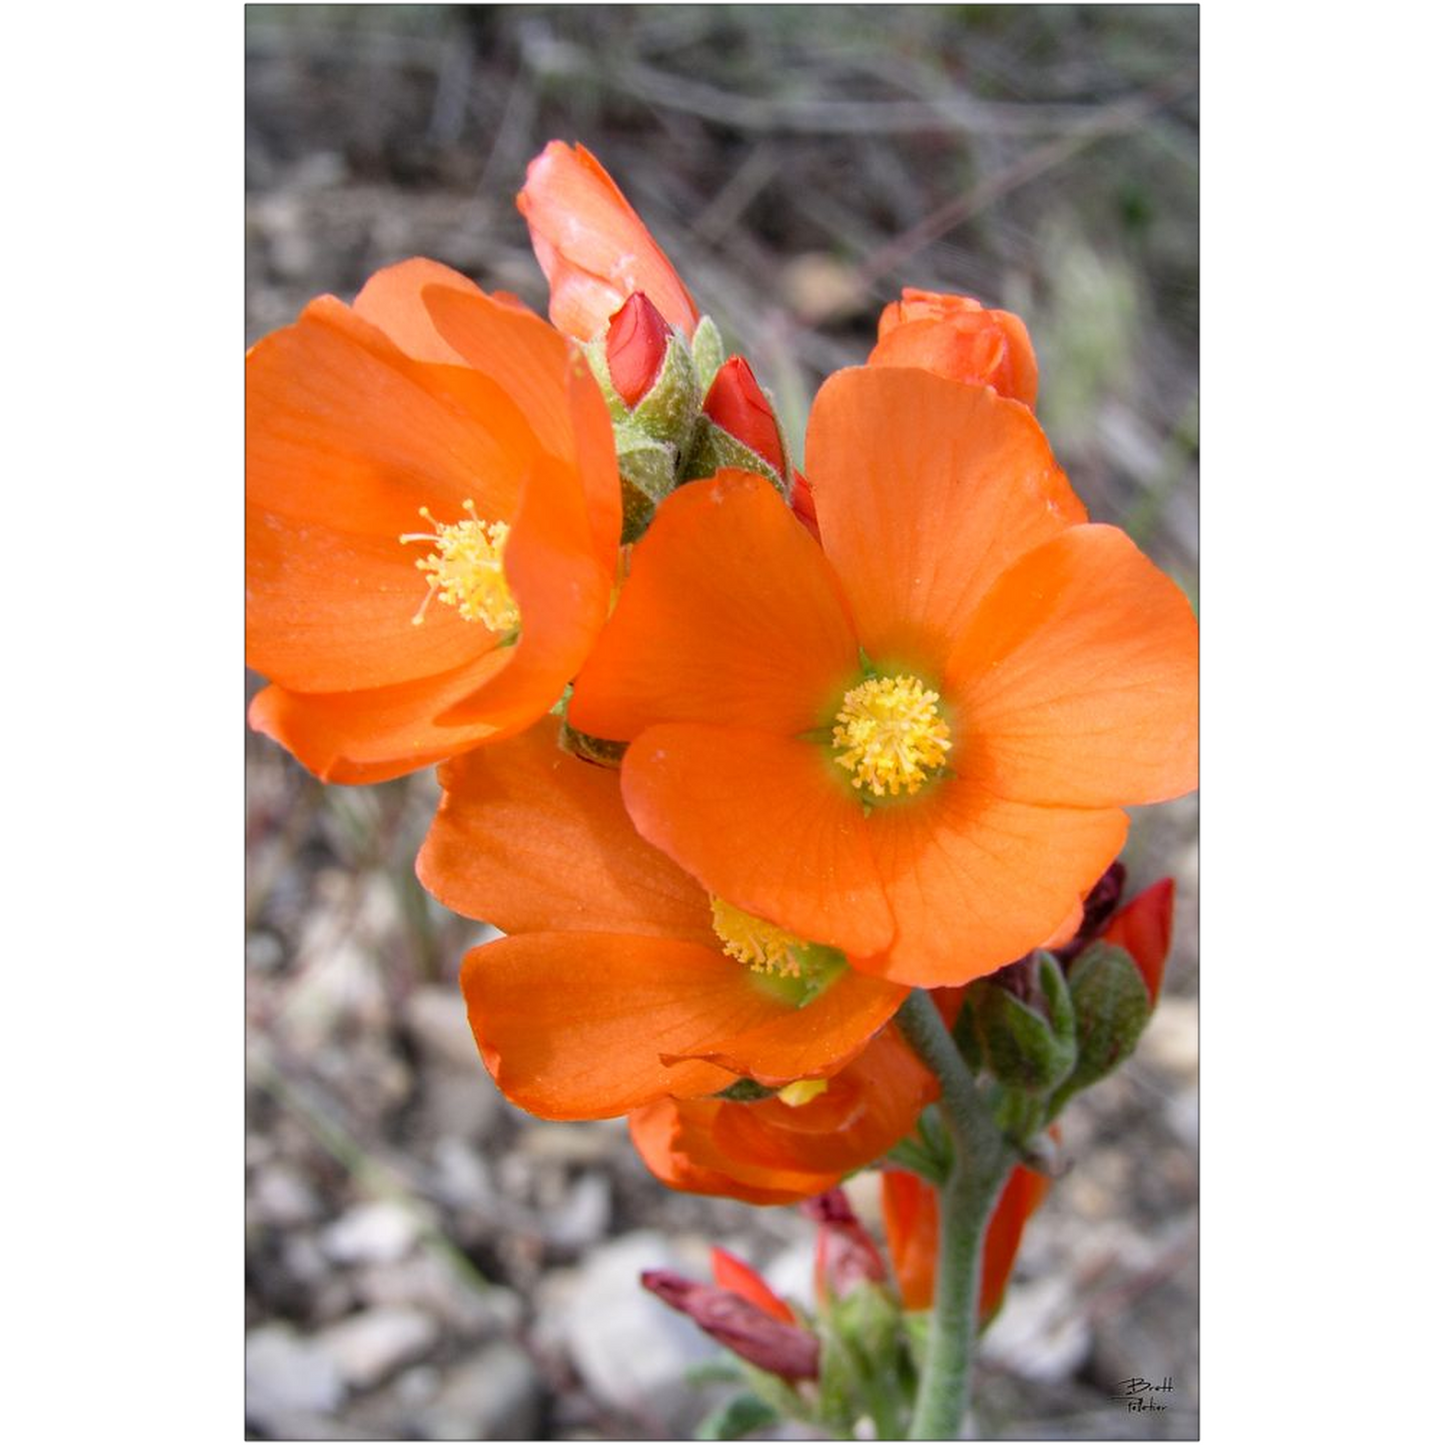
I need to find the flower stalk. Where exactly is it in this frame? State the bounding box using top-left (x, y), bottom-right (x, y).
top-left (895, 990), bottom-right (1014, 1439)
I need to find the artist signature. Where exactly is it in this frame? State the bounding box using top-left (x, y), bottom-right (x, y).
top-left (1111, 1376), bottom-right (1175, 1412)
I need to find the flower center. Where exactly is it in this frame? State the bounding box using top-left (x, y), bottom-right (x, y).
top-left (831, 674), bottom-right (952, 798)
top-left (399, 499), bottom-right (519, 632)
top-left (710, 897), bottom-right (811, 979)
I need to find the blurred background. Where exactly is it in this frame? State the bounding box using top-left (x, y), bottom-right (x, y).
top-left (245, 6), bottom-right (1198, 1439)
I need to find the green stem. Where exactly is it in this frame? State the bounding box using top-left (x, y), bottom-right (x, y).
top-left (895, 991), bottom-right (1013, 1439)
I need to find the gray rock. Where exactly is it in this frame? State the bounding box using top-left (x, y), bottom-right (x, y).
top-left (246, 1324), bottom-right (344, 1430)
top-left (316, 1305), bottom-right (440, 1390)
top-left (322, 1200), bottom-right (423, 1266)
top-left (252, 1163), bottom-right (321, 1226)
top-left (417, 1341), bottom-right (542, 1440)
top-left (545, 1172), bottom-right (612, 1252)
top-left (980, 1275), bottom-right (1092, 1383)
top-left (548, 1231), bottom-right (715, 1422)
top-left (405, 985), bottom-right (485, 1072)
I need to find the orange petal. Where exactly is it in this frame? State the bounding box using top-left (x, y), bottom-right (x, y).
top-left (980, 1166), bottom-right (1052, 1323)
top-left (881, 1169), bottom-right (939, 1311)
top-left (246, 294), bottom-right (533, 539)
top-left (858, 779), bottom-right (1130, 986)
top-left (629, 1100), bottom-right (825, 1206)
top-left (418, 720), bottom-right (714, 941)
top-left (459, 933), bottom-right (758, 1119)
top-left (620, 724), bottom-right (895, 959)
top-left (518, 141), bottom-right (700, 340)
top-left (247, 649), bottom-right (516, 784)
top-left (569, 471), bottom-right (858, 741)
top-left (352, 257), bottom-right (486, 364)
top-left (947, 524), bottom-right (1199, 808)
top-left (247, 503), bottom-right (497, 693)
top-left (663, 968), bottom-right (906, 1085)
top-left (422, 285), bottom-right (623, 571)
top-left (805, 368), bottom-right (1084, 668)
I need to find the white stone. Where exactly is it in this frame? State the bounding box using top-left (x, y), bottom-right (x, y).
top-left (316, 1305), bottom-right (439, 1391)
top-left (246, 1324), bottom-right (344, 1427)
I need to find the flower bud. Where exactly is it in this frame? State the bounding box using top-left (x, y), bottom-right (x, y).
top-left (683, 355), bottom-right (791, 495)
top-left (964, 951), bottom-right (1077, 1093)
top-left (704, 357), bottom-right (787, 475)
top-left (1061, 941), bottom-right (1152, 1094)
top-left (606, 292), bottom-right (672, 408)
top-left (642, 1269), bottom-right (820, 1381)
top-left (869, 288), bottom-right (1039, 408)
top-left (801, 1188), bottom-right (887, 1306)
top-left (709, 1246), bottom-right (795, 1324)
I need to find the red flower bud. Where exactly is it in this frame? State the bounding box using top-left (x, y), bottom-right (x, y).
top-left (642, 1269), bottom-right (820, 1381)
top-left (703, 356), bottom-right (787, 477)
top-left (605, 292), bottom-right (672, 408)
top-left (1102, 877), bottom-right (1175, 1006)
top-left (802, 1188), bottom-right (887, 1304)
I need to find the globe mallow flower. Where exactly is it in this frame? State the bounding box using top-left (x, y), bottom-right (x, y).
top-left (568, 366), bottom-right (1198, 987)
top-left (415, 720), bottom-right (907, 1120)
top-left (518, 140), bottom-right (700, 343)
top-left (869, 287), bottom-right (1039, 408)
top-left (246, 260), bottom-right (620, 783)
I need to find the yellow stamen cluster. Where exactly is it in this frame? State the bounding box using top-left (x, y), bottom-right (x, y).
top-left (399, 499), bottom-right (519, 632)
top-left (710, 897), bottom-right (810, 979)
top-left (832, 674), bottom-right (952, 798)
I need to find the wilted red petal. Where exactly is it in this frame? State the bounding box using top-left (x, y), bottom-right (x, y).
top-left (642, 1270), bottom-right (819, 1380)
top-left (802, 1189), bottom-right (887, 1303)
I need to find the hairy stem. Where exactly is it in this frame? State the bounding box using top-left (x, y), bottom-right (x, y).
top-left (895, 990), bottom-right (1012, 1439)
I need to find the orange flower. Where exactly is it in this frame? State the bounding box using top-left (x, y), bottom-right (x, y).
top-left (869, 288), bottom-right (1039, 408)
top-left (569, 366), bottom-right (1198, 987)
top-left (246, 260), bottom-right (620, 783)
top-left (628, 1027), bottom-right (937, 1205)
top-left (710, 1246), bottom-right (797, 1325)
top-left (518, 141), bottom-right (700, 342)
top-left (415, 720), bottom-right (907, 1120)
top-left (881, 1164), bottom-right (1051, 1322)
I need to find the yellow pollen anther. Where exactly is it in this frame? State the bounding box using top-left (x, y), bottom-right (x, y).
top-left (398, 499), bottom-right (519, 631)
top-left (710, 897), bottom-right (810, 979)
top-left (832, 674), bottom-right (952, 798)
top-left (777, 1078), bottom-right (829, 1108)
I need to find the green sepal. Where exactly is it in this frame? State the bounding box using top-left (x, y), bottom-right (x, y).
top-left (581, 336), bottom-right (627, 419)
top-left (715, 1078), bottom-right (779, 1103)
top-left (691, 314), bottom-right (725, 394)
top-left (1057, 940), bottom-right (1152, 1101)
top-left (971, 953), bottom-right (1077, 1094)
top-left (557, 721), bottom-right (627, 769)
top-left (627, 331), bottom-right (701, 447)
top-left (681, 417), bottom-right (787, 499)
top-left (614, 425), bottom-right (679, 542)
top-left (695, 1392), bottom-right (780, 1440)
top-left (816, 1284), bottom-right (913, 1438)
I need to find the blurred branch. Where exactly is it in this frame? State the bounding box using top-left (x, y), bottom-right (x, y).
top-left (849, 67), bottom-right (1198, 300)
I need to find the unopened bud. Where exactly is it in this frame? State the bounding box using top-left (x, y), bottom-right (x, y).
top-left (802, 1189), bottom-right (887, 1306)
top-left (1063, 941), bottom-right (1153, 1095)
top-left (968, 951), bottom-right (1076, 1093)
top-left (683, 355), bottom-right (791, 496)
top-left (704, 357), bottom-right (787, 474)
top-left (606, 292), bottom-right (671, 407)
top-left (642, 1270), bottom-right (819, 1381)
